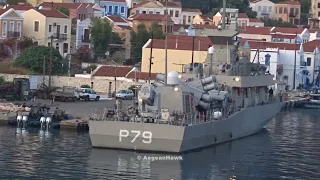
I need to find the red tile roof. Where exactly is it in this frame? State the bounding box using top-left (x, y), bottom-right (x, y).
top-left (241, 26), bottom-right (272, 35)
top-left (182, 8), bottom-right (202, 13)
top-left (132, 1), bottom-right (150, 8)
top-left (240, 39), bottom-right (320, 52)
top-left (6, 5), bottom-right (32, 10)
top-left (249, 18), bottom-right (262, 23)
top-left (93, 65), bottom-right (157, 79)
top-left (145, 35), bottom-right (213, 51)
top-left (199, 15), bottom-right (212, 21)
top-left (238, 13), bottom-right (248, 19)
top-left (271, 27), bottom-right (305, 34)
top-left (106, 15), bottom-right (127, 23)
top-left (116, 25), bottom-right (133, 30)
top-left (93, 66), bottom-right (132, 77)
top-left (132, 14), bottom-right (173, 22)
top-left (166, 1), bottom-right (180, 7)
top-left (37, 9), bottom-right (69, 18)
top-left (276, 0), bottom-right (300, 5)
top-left (0, 9), bottom-right (8, 15)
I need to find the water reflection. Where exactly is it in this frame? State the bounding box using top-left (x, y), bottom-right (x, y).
top-left (0, 110), bottom-right (319, 179)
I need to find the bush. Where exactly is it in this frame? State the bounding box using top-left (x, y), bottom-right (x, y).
top-left (81, 84), bottom-right (90, 88)
top-left (0, 76), bottom-right (5, 85)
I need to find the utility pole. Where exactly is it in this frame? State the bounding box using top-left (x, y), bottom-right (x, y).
top-left (191, 36), bottom-right (195, 64)
top-left (48, 35), bottom-right (53, 93)
top-left (42, 56), bottom-right (46, 85)
top-left (148, 31), bottom-right (153, 84)
top-left (164, 0), bottom-right (168, 86)
top-left (293, 32), bottom-right (297, 90)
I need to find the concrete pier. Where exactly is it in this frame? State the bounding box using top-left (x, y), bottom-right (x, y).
top-left (59, 119), bottom-right (89, 131)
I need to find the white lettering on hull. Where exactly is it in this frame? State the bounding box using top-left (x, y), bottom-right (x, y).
top-left (119, 130), bottom-right (152, 144)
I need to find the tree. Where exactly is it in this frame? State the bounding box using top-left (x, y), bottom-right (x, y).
top-left (149, 23), bottom-right (165, 39)
top-left (75, 46), bottom-right (92, 62)
top-left (109, 32), bottom-right (123, 56)
top-left (261, 17), bottom-right (297, 27)
top-left (15, 46), bottom-right (64, 74)
top-left (130, 23), bottom-right (165, 63)
top-left (18, 36), bottom-right (35, 51)
top-left (130, 24), bottom-right (150, 62)
top-left (55, 6), bottom-right (70, 16)
top-left (89, 17), bottom-right (112, 58)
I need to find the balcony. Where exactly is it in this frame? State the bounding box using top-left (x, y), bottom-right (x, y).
top-left (289, 12), bottom-right (298, 17)
top-left (82, 35), bottom-right (91, 43)
top-left (7, 31), bottom-right (20, 38)
top-left (52, 33), bottom-right (67, 41)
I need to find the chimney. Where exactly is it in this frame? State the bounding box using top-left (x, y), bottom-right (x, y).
top-left (51, 1), bottom-right (54, 9)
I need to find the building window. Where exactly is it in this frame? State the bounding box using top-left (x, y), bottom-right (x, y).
top-left (17, 22), bottom-right (21, 34)
top-left (275, 7), bottom-right (277, 13)
top-left (169, 10), bottom-right (173, 17)
top-left (108, 6), bottom-right (112, 14)
top-left (2, 21), bottom-right (7, 37)
top-left (49, 24), bottom-right (52, 32)
top-left (120, 6), bottom-right (125, 14)
top-left (318, 11), bottom-right (320, 17)
top-left (164, 10), bottom-right (167, 14)
top-left (183, 15), bottom-right (186, 24)
top-left (188, 16), bottom-right (191, 22)
top-left (56, 43), bottom-right (59, 51)
top-left (142, 10), bottom-right (146, 14)
top-left (279, 7), bottom-right (282, 14)
top-left (34, 21), bottom-right (39, 32)
top-left (149, 11), bottom-right (153, 14)
top-left (307, 57), bottom-right (311, 66)
top-left (9, 21), bottom-right (14, 32)
top-left (318, 3), bottom-right (320, 8)
top-left (284, 7), bottom-right (287, 14)
top-left (258, 6), bottom-right (261, 11)
top-left (156, 12), bottom-right (160, 14)
top-left (136, 10), bottom-right (139, 14)
top-left (64, 25), bottom-right (67, 33)
top-left (268, 6), bottom-right (271, 12)
top-left (175, 10), bottom-right (179, 17)
top-left (63, 43), bottom-right (68, 53)
top-left (263, 6), bottom-right (267, 13)
top-left (295, 8), bottom-right (299, 14)
top-left (114, 6), bottom-right (119, 14)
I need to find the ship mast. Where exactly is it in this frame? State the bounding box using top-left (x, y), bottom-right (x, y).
top-left (164, 0), bottom-right (168, 86)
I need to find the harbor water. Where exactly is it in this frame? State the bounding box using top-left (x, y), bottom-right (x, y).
top-left (0, 109), bottom-right (319, 180)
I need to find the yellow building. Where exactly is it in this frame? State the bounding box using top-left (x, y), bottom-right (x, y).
top-left (274, 0), bottom-right (301, 25)
top-left (21, 9), bottom-right (71, 56)
top-left (192, 14), bottom-right (213, 25)
top-left (141, 35), bottom-right (212, 73)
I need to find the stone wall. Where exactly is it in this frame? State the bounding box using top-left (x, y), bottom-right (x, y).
top-left (0, 73), bottom-right (139, 93)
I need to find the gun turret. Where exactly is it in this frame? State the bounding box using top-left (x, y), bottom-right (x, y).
top-left (139, 84), bottom-right (156, 106)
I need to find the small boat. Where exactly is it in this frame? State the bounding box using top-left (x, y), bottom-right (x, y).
top-left (303, 87), bottom-right (320, 109)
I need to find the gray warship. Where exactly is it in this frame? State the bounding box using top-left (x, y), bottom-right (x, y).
top-left (89, 5), bottom-right (284, 153)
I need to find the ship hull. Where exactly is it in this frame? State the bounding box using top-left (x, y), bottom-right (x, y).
top-left (89, 102), bottom-right (284, 153)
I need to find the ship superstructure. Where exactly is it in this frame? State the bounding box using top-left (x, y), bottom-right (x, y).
top-left (88, 2), bottom-right (284, 153)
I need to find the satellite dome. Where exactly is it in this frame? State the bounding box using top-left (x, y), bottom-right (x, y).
top-left (167, 71), bottom-right (179, 85)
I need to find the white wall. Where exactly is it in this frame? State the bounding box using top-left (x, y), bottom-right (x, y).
top-left (250, 48), bottom-right (316, 90)
top-left (249, 21), bottom-right (264, 27)
top-left (250, 0), bottom-right (275, 18)
top-left (238, 33), bottom-right (272, 41)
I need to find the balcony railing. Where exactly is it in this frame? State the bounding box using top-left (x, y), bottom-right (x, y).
top-left (7, 31), bottom-right (20, 38)
top-left (82, 35), bottom-right (91, 43)
top-left (53, 33), bottom-right (67, 41)
top-left (289, 12), bottom-right (298, 17)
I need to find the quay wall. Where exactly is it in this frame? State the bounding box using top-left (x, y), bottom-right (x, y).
top-left (0, 73), bottom-right (140, 93)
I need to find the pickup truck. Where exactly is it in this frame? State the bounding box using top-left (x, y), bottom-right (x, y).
top-left (51, 86), bottom-right (79, 102)
top-left (78, 88), bottom-right (100, 101)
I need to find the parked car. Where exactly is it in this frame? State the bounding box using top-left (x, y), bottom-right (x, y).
top-left (79, 88), bottom-right (100, 101)
top-left (115, 90), bottom-right (134, 100)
